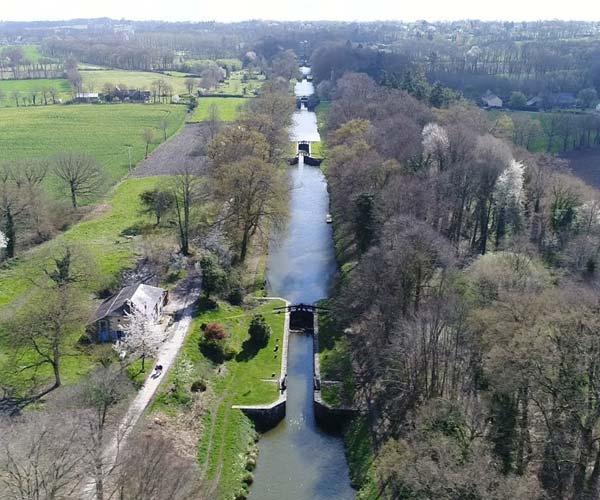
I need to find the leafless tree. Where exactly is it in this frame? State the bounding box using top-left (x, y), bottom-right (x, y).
top-left (54, 153), bottom-right (106, 209)
top-left (143, 128), bottom-right (156, 158)
top-left (0, 413), bottom-right (86, 499)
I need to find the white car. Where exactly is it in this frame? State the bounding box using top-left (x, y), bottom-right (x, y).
top-left (326, 214), bottom-right (333, 224)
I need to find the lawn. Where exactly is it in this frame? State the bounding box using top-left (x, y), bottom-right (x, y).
top-left (81, 69), bottom-right (189, 95)
top-left (211, 70), bottom-right (265, 96)
top-left (0, 104), bottom-right (187, 192)
top-left (0, 176), bottom-right (168, 391)
top-left (188, 96), bottom-right (247, 122)
top-left (152, 298), bottom-right (286, 499)
top-left (0, 78), bottom-right (71, 107)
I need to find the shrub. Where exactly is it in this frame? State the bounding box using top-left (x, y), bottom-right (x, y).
top-left (204, 322), bottom-right (228, 341)
top-left (248, 314), bottom-right (271, 346)
top-left (191, 379), bottom-right (207, 392)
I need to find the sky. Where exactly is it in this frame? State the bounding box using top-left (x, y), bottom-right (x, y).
top-left (2, 0), bottom-right (600, 23)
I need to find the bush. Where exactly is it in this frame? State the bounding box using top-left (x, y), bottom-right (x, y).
top-left (191, 379), bottom-right (207, 392)
top-left (248, 314), bottom-right (271, 346)
top-left (204, 322), bottom-right (228, 341)
top-left (227, 286), bottom-right (244, 305)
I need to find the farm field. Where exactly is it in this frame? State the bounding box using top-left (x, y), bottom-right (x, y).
top-left (0, 78), bottom-right (71, 106)
top-left (0, 104), bottom-right (187, 193)
top-left (188, 96), bottom-right (247, 122)
top-left (561, 149), bottom-right (600, 188)
top-left (81, 69), bottom-right (189, 94)
top-left (152, 298), bottom-right (286, 499)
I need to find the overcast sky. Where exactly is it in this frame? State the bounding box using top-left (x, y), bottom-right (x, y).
top-left (2, 0), bottom-right (600, 23)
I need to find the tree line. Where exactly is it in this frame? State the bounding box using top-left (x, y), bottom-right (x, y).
top-left (324, 71), bottom-right (600, 500)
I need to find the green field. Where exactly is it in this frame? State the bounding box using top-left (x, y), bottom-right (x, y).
top-left (81, 69), bottom-right (188, 95)
top-left (0, 176), bottom-right (166, 389)
top-left (0, 78), bottom-right (71, 107)
top-left (211, 70), bottom-right (265, 96)
top-left (152, 298), bottom-right (286, 499)
top-left (0, 104), bottom-right (187, 191)
top-left (188, 96), bottom-right (247, 122)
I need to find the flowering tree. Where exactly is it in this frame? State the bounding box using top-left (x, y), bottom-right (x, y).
top-left (422, 123), bottom-right (449, 171)
top-left (113, 306), bottom-right (165, 372)
top-left (0, 230), bottom-right (6, 250)
top-left (494, 159), bottom-right (526, 245)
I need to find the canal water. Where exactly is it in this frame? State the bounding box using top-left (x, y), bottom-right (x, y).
top-left (248, 73), bottom-right (355, 500)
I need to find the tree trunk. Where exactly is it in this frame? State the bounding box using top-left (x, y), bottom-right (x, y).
top-left (5, 208), bottom-right (16, 258)
top-left (70, 183), bottom-right (78, 209)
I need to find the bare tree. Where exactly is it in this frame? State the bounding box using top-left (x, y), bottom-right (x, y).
top-left (54, 153), bottom-right (105, 209)
top-left (171, 164), bottom-right (208, 256)
top-left (184, 77), bottom-right (197, 95)
top-left (111, 431), bottom-right (205, 500)
top-left (0, 413), bottom-right (86, 499)
top-left (143, 128), bottom-right (156, 158)
top-left (158, 119), bottom-right (168, 142)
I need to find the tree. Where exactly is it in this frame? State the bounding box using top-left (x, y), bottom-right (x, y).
top-left (199, 254), bottom-right (226, 299)
top-left (158, 119), bottom-right (168, 142)
top-left (184, 77), bottom-right (197, 95)
top-left (139, 188), bottom-right (173, 226)
top-left (215, 157), bottom-right (286, 262)
top-left (111, 432), bottom-right (203, 500)
top-left (248, 314), bottom-right (271, 346)
top-left (143, 128), bottom-right (156, 158)
top-left (170, 164), bottom-right (208, 255)
top-left (577, 87), bottom-right (598, 109)
top-left (4, 247), bottom-right (91, 409)
top-left (113, 306), bottom-right (165, 372)
top-left (508, 91), bottom-right (527, 109)
top-left (0, 413), bottom-right (85, 499)
top-left (75, 366), bottom-right (133, 500)
top-left (54, 152), bottom-right (106, 209)
top-left (271, 49), bottom-right (298, 80)
top-left (0, 230), bottom-right (6, 250)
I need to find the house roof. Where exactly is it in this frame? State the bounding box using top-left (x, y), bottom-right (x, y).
top-left (92, 283), bottom-right (165, 323)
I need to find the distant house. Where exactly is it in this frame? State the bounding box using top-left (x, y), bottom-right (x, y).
top-left (74, 92), bottom-right (100, 103)
top-left (547, 92), bottom-right (577, 109)
top-left (481, 92), bottom-right (503, 108)
top-left (526, 96), bottom-right (544, 110)
top-left (89, 284), bottom-right (167, 342)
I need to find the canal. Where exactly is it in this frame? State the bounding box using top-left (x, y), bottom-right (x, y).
top-left (248, 69), bottom-right (355, 500)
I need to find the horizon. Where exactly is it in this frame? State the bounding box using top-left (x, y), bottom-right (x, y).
top-left (2, 0), bottom-right (600, 24)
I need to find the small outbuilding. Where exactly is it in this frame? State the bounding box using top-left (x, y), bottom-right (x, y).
top-left (89, 283), bottom-right (167, 342)
top-left (74, 92), bottom-right (100, 103)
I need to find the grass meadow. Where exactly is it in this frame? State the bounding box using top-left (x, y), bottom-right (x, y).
top-left (188, 96), bottom-right (248, 122)
top-left (0, 78), bottom-right (72, 106)
top-left (0, 104), bottom-right (187, 191)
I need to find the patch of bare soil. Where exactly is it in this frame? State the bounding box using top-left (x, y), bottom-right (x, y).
top-left (133, 123), bottom-right (213, 177)
top-left (561, 149), bottom-right (600, 189)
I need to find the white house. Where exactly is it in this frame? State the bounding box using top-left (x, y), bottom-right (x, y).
top-left (481, 92), bottom-right (503, 108)
top-left (89, 284), bottom-right (167, 342)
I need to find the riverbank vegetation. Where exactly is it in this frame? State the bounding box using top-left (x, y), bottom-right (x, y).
top-left (322, 70), bottom-right (600, 500)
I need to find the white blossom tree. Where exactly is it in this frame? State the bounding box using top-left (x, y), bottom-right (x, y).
top-left (113, 306), bottom-right (165, 372)
top-left (422, 123), bottom-right (449, 172)
top-left (0, 230), bottom-right (6, 249)
top-left (493, 159), bottom-right (526, 246)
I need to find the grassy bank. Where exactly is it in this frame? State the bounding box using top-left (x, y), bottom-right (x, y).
top-left (151, 298), bottom-right (286, 499)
